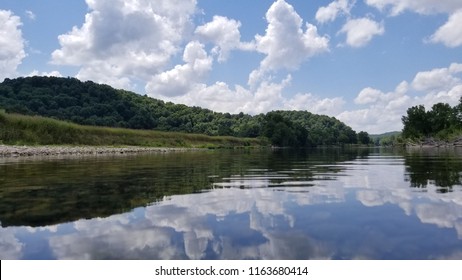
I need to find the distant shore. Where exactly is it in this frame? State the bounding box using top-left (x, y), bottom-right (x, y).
top-left (0, 145), bottom-right (197, 158)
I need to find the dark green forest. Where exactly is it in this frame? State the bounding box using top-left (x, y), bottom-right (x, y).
top-left (0, 76), bottom-right (360, 146)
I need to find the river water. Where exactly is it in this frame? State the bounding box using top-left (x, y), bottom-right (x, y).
top-left (1, 147), bottom-right (462, 259)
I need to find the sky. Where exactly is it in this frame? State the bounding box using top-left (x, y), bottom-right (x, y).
top-left (0, 0), bottom-right (461, 134)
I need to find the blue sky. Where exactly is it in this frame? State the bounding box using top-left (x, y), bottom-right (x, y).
top-left (1, 0), bottom-right (461, 133)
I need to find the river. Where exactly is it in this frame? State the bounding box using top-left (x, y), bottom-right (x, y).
top-left (1, 147), bottom-right (462, 259)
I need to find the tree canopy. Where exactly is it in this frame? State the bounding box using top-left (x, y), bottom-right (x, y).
top-left (402, 98), bottom-right (462, 139)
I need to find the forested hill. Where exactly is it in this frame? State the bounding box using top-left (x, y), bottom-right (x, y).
top-left (0, 76), bottom-right (358, 146)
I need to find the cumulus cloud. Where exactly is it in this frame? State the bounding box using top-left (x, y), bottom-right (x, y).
top-left (316, 0), bottom-right (355, 24)
top-left (0, 10), bottom-right (26, 81)
top-left (428, 10), bottom-right (462, 48)
top-left (153, 72), bottom-right (345, 117)
top-left (354, 87), bottom-right (385, 104)
top-left (157, 75), bottom-right (290, 115)
top-left (283, 93), bottom-right (345, 115)
top-left (250, 0), bottom-right (329, 86)
top-left (412, 63), bottom-right (462, 92)
top-left (51, 0), bottom-right (197, 89)
top-left (146, 41), bottom-right (212, 97)
top-left (365, 0), bottom-right (462, 48)
top-left (338, 63), bottom-right (462, 133)
top-left (195, 15), bottom-right (255, 62)
top-left (339, 17), bottom-right (384, 48)
top-left (0, 228), bottom-right (24, 259)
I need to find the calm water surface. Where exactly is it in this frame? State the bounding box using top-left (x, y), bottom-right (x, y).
top-left (1, 147), bottom-right (462, 259)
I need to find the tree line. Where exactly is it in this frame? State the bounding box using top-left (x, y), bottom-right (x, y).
top-left (0, 76), bottom-right (363, 146)
top-left (402, 98), bottom-right (462, 139)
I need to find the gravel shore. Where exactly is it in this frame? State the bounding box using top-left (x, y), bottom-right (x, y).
top-left (0, 145), bottom-right (194, 157)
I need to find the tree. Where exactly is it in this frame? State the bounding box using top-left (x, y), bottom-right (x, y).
top-left (357, 131), bottom-right (370, 145)
top-left (402, 105), bottom-right (430, 138)
top-left (428, 103), bottom-right (457, 132)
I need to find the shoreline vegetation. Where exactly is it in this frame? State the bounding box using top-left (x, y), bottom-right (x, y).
top-left (0, 110), bottom-right (267, 156)
top-left (0, 77), bottom-right (359, 147)
top-left (1, 77), bottom-right (461, 153)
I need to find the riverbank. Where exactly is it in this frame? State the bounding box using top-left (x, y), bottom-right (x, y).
top-left (0, 145), bottom-right (199, 157)
top-left (0, 110), bottom-right (266, 149)
top-left (405, 136), bottom-right (462, 148)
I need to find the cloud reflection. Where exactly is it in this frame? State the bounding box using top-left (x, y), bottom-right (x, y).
top-left (0, 227), bottom-right (24, 259)
top-left (2, 150), bottom-right (462, 259)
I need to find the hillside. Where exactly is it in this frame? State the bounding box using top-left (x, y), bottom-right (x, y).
top-left (370, 131), bottom-right (402, 146)
top-left (0, 109), bottom-right (264, 148)
top-left (0, 76), bottom-right (358, 146)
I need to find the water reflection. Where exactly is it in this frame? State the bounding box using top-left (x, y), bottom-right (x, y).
top-left (1, 148), bottom-right (462, 259)
top-left (404, 147), bottom-right (462, 191)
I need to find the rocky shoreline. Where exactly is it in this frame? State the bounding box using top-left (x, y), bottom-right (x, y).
top-left (406, 136), bottom-right (462, 148)
top-left (0, 145), bottom-right (195, 158)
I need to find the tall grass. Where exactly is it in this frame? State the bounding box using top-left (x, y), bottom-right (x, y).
top-left (0, 110), bottom-right (267, 148)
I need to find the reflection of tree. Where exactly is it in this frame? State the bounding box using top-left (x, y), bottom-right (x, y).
top-left (404, 148), bottom-right (462, 190)
top-left (0, 148), bottom-right (361, 227)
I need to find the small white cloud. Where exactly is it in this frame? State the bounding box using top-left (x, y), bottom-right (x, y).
top-left (195, 15), bottom-right (254, 62)
top-left (25, 10), bottom-right (36, 20)
top-left (429, 10), bottom-right (462, 48)
top-left (0, 10), bottom-right (26, 81)
top-left (339, 17), bottom-right (384, 48)
top-left (315, 0), bottom-right (355, 24)
top-left (354, 87), bottom-right (384, 104)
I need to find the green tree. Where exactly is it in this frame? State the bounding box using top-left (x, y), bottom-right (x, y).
top-left (357, 131), bottom-right (370, 145)
top-left (402, 105), bottom-right (430, 138)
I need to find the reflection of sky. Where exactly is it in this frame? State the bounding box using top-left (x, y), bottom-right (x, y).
top-left (1, 154), bottom-right (462, 259)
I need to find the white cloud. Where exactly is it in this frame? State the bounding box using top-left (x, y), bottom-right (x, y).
top-left (316, 0), bottom-right (355, 24)
top-left (354, 87), bottom-right (385, 104)
top-left (25, 10), bottom-right (36, 21)
top-left (283, 93), bottom-right (345, 115)
top-left (365, 0), bottom-right (462, 15)
top-left (339, 17), bottom-right (384, 48)
top-left (250, 0), bottom-right (329, 86)
top-left (146, 41), bottom-right (212, 97)
top-left (412, 63), bottom-right (462, 92)
top-left (28, 70), bottom-right (63, 77)
top-left (0, 10), bottom-right (26, 81)
top-left (195, 15), bottom-right (255, 62)
top-left (338, 63), bottom-right (462, 133)
top-left (154, 73), bottom-right (347, 117)
top-left (144, 1), bottom-right (334, 116)
top-left (429, 10), bottom-right (462, 48)
top-left (51, 0), bottom-right (197, 89)
top-left (160, 75), bottom-right (291, 115)
top-left (365, 1), bottom-right (462, 49)
top-left (0, 228), bottom-right (24, 259)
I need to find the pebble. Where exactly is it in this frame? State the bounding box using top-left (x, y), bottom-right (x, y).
top-left (0, 145), bottom-right (193, 158)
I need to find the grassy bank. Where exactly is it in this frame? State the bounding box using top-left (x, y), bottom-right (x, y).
top-left (0, 110), bottom-right (267, 148)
